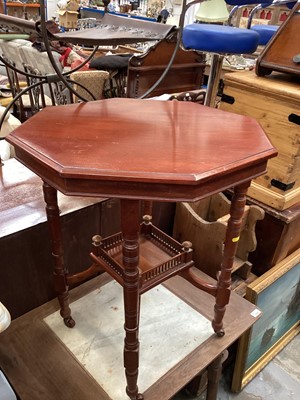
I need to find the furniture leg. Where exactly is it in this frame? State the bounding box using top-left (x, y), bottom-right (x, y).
top-left (206, 350), bottom-right (228, 400)
top-left (42, 182), bottom-right (74, 328)
top-left (120, 199), bottom-right (143, 400)
top-left (142, 200), bottom-right (153, 217)
top-left (212, 182), bottom-right (250, 336)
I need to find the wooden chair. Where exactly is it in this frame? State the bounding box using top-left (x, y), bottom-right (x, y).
top-left (126, 31), bottom-right (206, 99)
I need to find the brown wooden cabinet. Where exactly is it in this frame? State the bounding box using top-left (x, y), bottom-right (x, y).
top-left (248, 198), bottom-right (300, 276)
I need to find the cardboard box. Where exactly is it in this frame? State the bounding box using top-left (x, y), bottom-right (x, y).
top-left (58, 10), bottom-right (78, 29)
top-left (57, 0), bottom-right (80, 29)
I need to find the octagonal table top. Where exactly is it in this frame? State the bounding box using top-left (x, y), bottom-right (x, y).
top-left (7, 98), bottom-right (277, 202)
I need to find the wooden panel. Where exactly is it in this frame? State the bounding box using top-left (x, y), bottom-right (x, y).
top-left (256, 2), bottom-right (300, 77)
top-left (0, 272), bottom-right (260, 400)
top-left (247, 182), bottom-right (300, 211)
top-left (220, 70), bottom-right (300, 210)
top-left (0, 274), bottom-right (113, 400)
top-left (126, 35), bottom-right (205, 98)
top-left (99, 198), bottom-right (176, 237)
top-left (173, 193), bottom-right (264, 279)
top-left (248, 198), bottom-right (300, 276)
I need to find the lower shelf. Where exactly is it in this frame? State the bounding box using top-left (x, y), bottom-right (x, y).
top-left (90, 222), bottom-right (194, 292)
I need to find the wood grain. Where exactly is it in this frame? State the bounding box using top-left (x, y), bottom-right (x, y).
top-left (0, 272), bottom-right (260, 400)
top-left (220, 70), bottom-right (300, 210)
top-left (6, 99), bottom-right (276, 202)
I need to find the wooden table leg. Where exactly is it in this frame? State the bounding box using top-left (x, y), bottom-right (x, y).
top-left (120, 199), bottom-right (143, 400)
top-left (43, 182), bottom-right (74, 328)
top-left (212, 182), bottom-right (251, 336)
top-left (206, 350), bottom-right (228, 400)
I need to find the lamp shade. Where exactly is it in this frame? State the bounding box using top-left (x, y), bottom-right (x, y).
top-left (195, 0), bottom-right (229, 22)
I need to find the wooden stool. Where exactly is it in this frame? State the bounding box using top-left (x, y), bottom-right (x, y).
top-left (7, 98), bottom-right (276, 399)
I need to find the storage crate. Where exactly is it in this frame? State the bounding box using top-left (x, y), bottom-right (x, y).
top-left (220, 70), bottom-right (300, 210)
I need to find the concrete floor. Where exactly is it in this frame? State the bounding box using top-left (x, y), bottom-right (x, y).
top-left (173, 333), bottom-right (300, 400)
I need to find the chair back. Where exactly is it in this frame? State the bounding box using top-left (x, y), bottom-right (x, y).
top-left (126, 34), bottom-right (206, 99)
top-left (70, 70), bottom-right (109, 102)
top-left (19, 45), bottom-right (71, 110)
top-left (0, 38), bottom-right (30, 71)
top-left (19, 45), bottom-right (62, 76)
top-left (0, 39), bottom-right (32, 121)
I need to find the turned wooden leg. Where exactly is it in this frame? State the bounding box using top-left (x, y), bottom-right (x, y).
top-left (206, 350), bottom-right (228, 400)
top-left (212, 182), bottom-right (251, 336)
top-left (120, 199), bottom-right (143, 400)
top-left (43, 182), bottom-right (74, 328)
top-left (142, 200), bottom-right (153, 217)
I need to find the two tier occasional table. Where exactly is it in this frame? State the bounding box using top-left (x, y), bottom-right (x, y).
top-left (7, 98), bottom-right (277, 400)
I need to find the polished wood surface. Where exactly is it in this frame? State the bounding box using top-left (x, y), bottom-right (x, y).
top-left (256, 2), bottom-right (300, 77)
top-left (6, 98), bottom-right (276, 400)
top-left (126, 35), bottom-right (205, 98)
top-left (7, 99), bottom-right (276, 201)
top-left (0, 158), bottom-right (104, 238)
top-left (0, 272), bottom-right (261, 400)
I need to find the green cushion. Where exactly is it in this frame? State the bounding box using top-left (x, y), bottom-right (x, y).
top-left (0, 34), bottom-right (30, 41)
